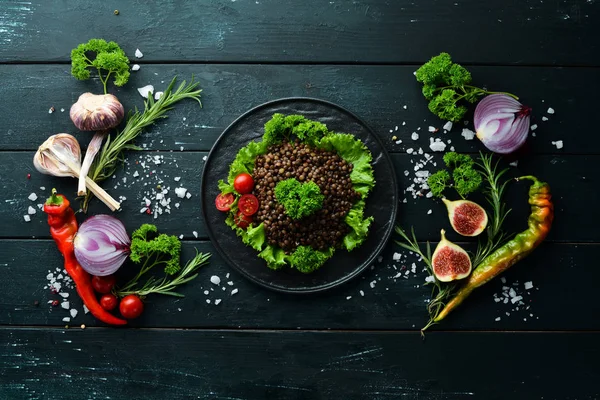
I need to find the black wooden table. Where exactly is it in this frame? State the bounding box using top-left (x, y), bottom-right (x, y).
top-left (1, 1), bottom-right (598, 399)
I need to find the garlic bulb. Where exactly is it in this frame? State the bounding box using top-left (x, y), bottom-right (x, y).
top-left (70, 92), bottom-right (124, 196)
top-left (70, 93), bottom-right (125, 131)
top-left (34, 134), bottom-right (121, 211)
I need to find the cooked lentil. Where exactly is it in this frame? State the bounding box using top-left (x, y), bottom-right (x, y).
top-left (253, 140), bottom-right (360, 253)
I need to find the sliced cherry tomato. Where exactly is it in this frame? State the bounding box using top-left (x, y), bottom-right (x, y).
top-left (119, 295), bottom-right (144, 319)
top-left (100, 294), bottom-right (118, 311)
top-left (234, 210), bottom-right (253, 229)
top-left (238, 194), bottom-right (259, 216)
top-left (215, 192), bottom-right (235, 212)
top-left (234, 173), bottom-right (254, 194)
top-left (91, 275), bottom-right (116, 294)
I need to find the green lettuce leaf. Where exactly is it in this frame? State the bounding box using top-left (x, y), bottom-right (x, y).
top-left (258, 246), bottom-right (289, 270)
top-left (227, 141), bottom-right (268, 187)
top-left (225, 215), bottom-right (265, 251)
top-left (343, 200), bottom-right (374, 251)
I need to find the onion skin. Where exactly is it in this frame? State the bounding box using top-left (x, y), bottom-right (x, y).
top-left (70, 93), bottom-right (124, 131)
top-left (74, 214), bottom-right (130, 276)
top-left (474, 94), bottom-right (531, 154)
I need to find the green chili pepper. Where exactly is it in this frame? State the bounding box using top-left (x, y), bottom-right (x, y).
top-left (434, 175), bottom-right (554, 322)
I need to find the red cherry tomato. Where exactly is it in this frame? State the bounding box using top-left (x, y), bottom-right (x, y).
top-left (234, 173), bottom-right (254, 194)
top-left (234, 210), bottom-right (253, 229)
top-left (100, 294), bottom-right (118, 311)
top-left (215, 192), bottom-right (235, 212)
top-left (119, 295), bottom-right (144, 319)
top-left (91, 275), bottom-right (116, 294)
top-left (238, 194), bottom-right (259, 216)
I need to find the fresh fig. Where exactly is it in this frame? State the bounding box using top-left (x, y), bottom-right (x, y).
top-left (432, 229), bottom-right (472, 282)
top-left (442, 198), bottom-right (488, 237)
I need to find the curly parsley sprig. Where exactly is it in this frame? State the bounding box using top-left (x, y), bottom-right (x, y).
top-left (415, 52), bottom-right (518, 122)
top-left (71, 38), bottom-right (130, 94)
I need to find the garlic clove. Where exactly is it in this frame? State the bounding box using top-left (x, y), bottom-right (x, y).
top-left (70, 93), bottom-right (125, 132)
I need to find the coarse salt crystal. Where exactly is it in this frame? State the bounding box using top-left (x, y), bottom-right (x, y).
top-left (509, 161), bottom-right (518, 167)
top-left (132, 64), bottom-right (141, 71)
top-left (135, 48), bottom-right (143, 58)
top-left (495, 317), bottom-right (501, 322)
top-left (28, 193), bottom-right (38, 201)
top-left (395, 140), bottom-right (403, 145)
top-left (392, 252), bottom-right (401, 261)
top-left (28, 206), bottom-right (36, 215)
top-left (552, 140), bottom-right (563, 149)
top-left (425, 275), bottom-right (435, 283)
top-left (429, 138), bottom-right (446, 152)
top-left (175, 187), bottom-right (187, 198)
top-left (174, 177), bottom-right (181, 182)
top-left (137, 85), bottom-right (154, 98)
top-left (427, 209), bottom-right (432, 215)
top-left (530, 124), bottom-right (538, 131)
top-left (403, 105), bottom-right (407, 109)
top-left (83, 305), bottom-right (89, 314)
top-left (23, 215), bottom-right (31, 222)
top-left (179, 234), bottom-right (184, 239)
top-left (411, 132), bottom-right (419, 140)
top-left (359, 290), bottom-right (364, 297)
top-left (185, 192), bottom-right (192, 199)
top-left (206, 299), bottom-right (211, 304)
top-left (346, 296), bottom-right (352, 300)
top-left (231, 288), bottom-right (238, 295)
top-left (70, 309), bottom-right (78, 318)
top-left (192, 231), bottom-right (198, 238)
top-left (154, 91), bottom-right (164, 100)
top-left (204, 290), bottom-right (209, 295)
top-left (140, 207), bottom-right (148, 214)
top-left (62, 317), bottom-right (70, 323)
top-left (442, 121), bottom-right (453, 131)
top-left (524, 281), bottom-right (534, 290)
top-left (547, 107), bottom-right (554, 114)
top-left (61, 301), bottom-right (70, 310)
top-left (214, 299), bottom-right (222, 305)
top-left (406, 148), bottom-right (414, 154)
top-left (542, 116), bottom-right (549, 122)
top-left (500, 277), bottom-right (507, 284)
top-left (461, 128), bottom-right (476, 140)
top-left (509, 288), bottom-right (517, 298)
top-left (428, 126), bottom-right (436, 132)
top-left (511, 295), bottom-right (523, 304)
top-left (59, 292), bottom-right (69, 298)
top-left (369, 280), bottom-right (376, 288)
top-left (210, 275), bottom-right (221, 285)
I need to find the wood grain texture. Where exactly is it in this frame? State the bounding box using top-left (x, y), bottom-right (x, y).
top-left (1, 328), bottom-right (599, 400)
top-left (1, 0), bottom-right (598, 65)
top-left (1, 151), bottom-right (592, 241)
top-left (0, 64), bottom-right (594, 154)
top-left (1, 240), bottom-right (596, 330)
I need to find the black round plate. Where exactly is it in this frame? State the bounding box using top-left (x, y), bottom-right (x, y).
top-left (201, 98), bottom-right (398, 293)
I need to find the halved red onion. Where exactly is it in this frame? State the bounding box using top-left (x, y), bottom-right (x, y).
top-left (474, 94), bottom-right (531, 154)
top-left (74, 215), bottom-right (130, 276)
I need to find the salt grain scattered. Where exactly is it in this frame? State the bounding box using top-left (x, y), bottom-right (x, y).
top-left (495, 317), bottom-right (501, 322)
top-left (83, 305), bottom-right (89, 314)
top-left (192, 231), bottom-right (198, 238)
top-left (509, 161), bottom-right (518, 167)
top-left (28, 193), bottom-right (38, 201)
top-left (530, 124), bottom-right (538, 131)
top-left (359, 290), bottom-right (364, 297)
top-left (428, 126), bottom-right (436, 132)
top-left (210, 275), bottom-right (221, 285)
top-left (442, 121), bottom-right (453, 131)
top-left (70, 309), bottom-right (78, 318)
top-left (461, 128), bottom-right (476, 140)
top-left (61, 301), bottom-right (70, 310)
top-left (175, 187), bottom-right (188, 198)
top-left (231, 289), bottom-right (238, 295)
top-left (62, 317), bottom-right (70, 322)
top-left (135, 48), bottom-right (143, 58)
top-left (542, 116), bottom-right (549, 122)
top-left (411, 132), bottom-right (419, 140)
top-left (392, 252), bottom-right (402, 261)
top-left (552, 140), bottom-right (564, 149)
top-left (27, 206), bottom-right (36, 215)
top-left (137, 85), bottom-right (154, 98)
top-left (346, 296), bottom-right (352, 300)
top-left (206, 299), bottom-right (211, 304)
top-left (154, 91), bottom-right (164, 100)
top-left (524, 281), bottom-right (534, 290)
top-left (132, 64), bottom-right (141, 71)
top-left (547, 107), bottom-right (555, 114)
top-left (214, 299), bottom-right (222, 305)
top-left (23, 215), bottom-right (31, 222)
top-left (429, 137), bottom-right (447, 152)
top-left (427, 209), bottom-right (432, 215)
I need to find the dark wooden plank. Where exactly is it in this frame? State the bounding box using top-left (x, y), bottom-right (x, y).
top-left (2, 151), bottom-right (594, 242)
top-left (0, 64), bottom-right (594, 154)
top-left (1, 0), bottom-right (599, 65)
top-left (1, 328), bottom-right (599, 400)
top-left (1, 240), bottom-right (597, 331)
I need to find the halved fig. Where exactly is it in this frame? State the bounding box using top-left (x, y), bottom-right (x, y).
top-left (432, 229), bottom-right (472, 282)
top-left (442, 198), bottom-right (488, 237)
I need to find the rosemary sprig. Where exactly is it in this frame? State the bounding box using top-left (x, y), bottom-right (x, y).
top-left (116, 251), bottom-right (211, 298)
top-left (82, 76), bottom-right (202, 210)
top-left (395, 226), bottom-right (455, 334)
top-left (471, 152), bottom-right (511, 268)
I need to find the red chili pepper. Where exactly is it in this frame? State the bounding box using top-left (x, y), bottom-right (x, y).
top-left (43, 189), bottom-right (127, 326)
